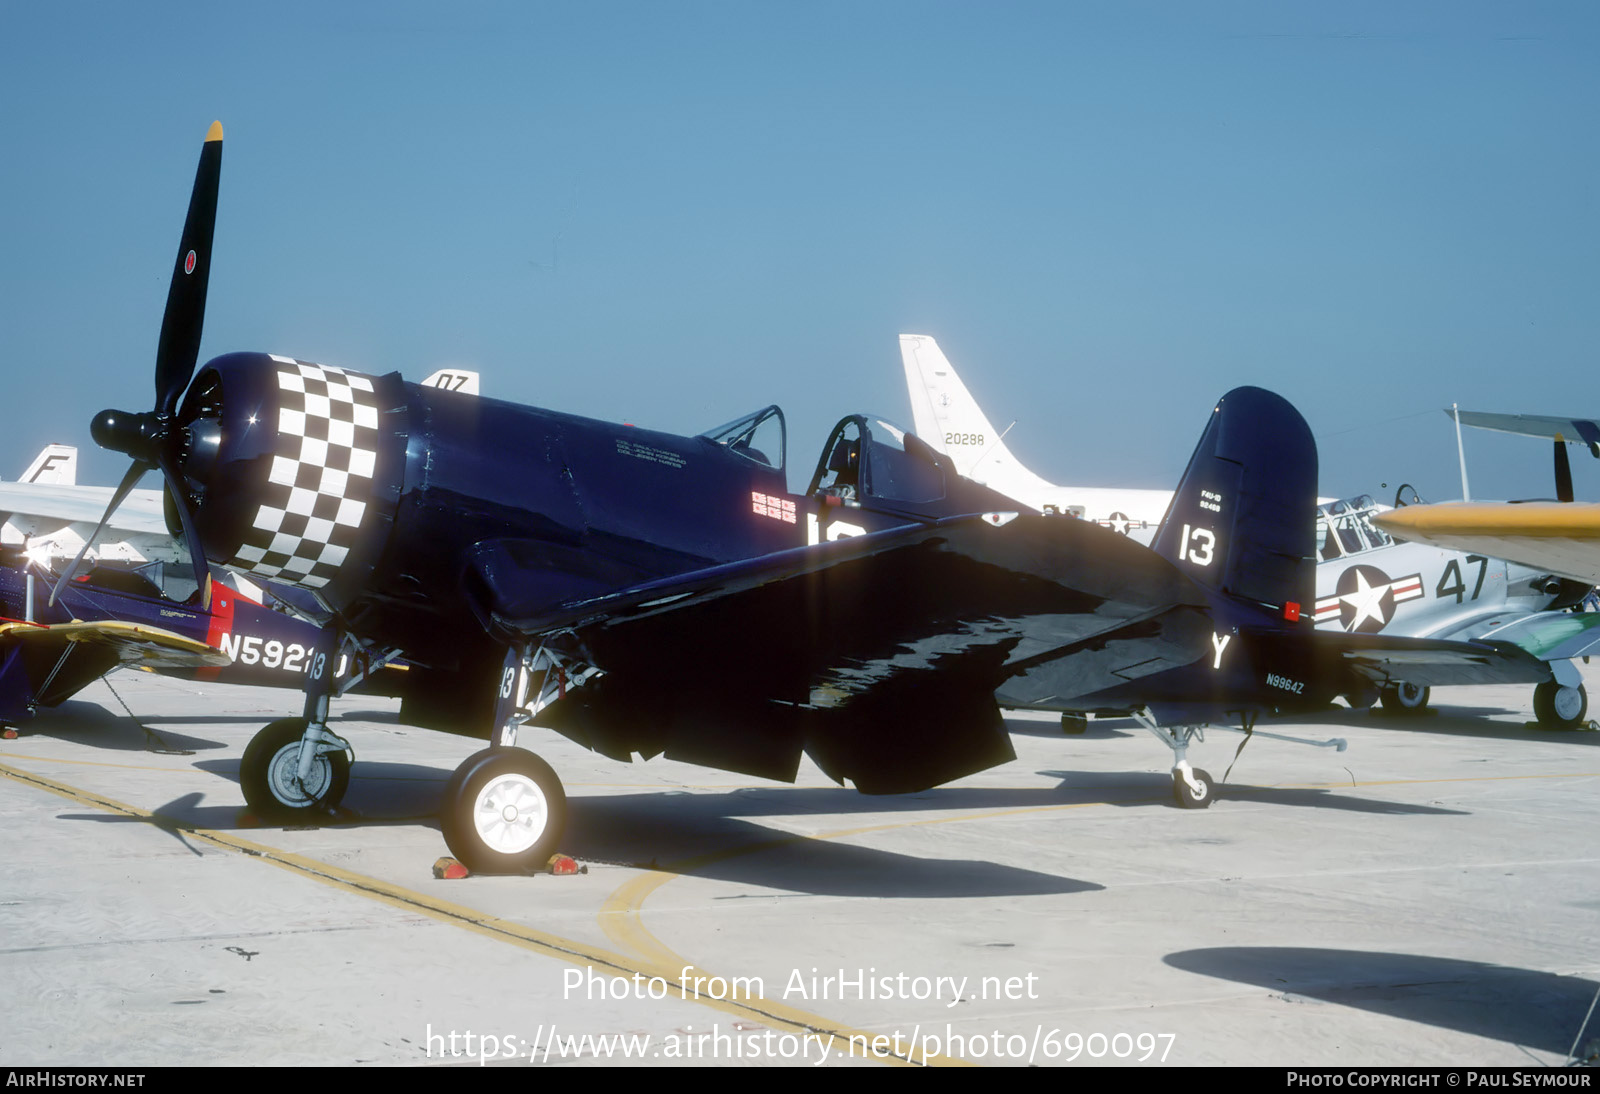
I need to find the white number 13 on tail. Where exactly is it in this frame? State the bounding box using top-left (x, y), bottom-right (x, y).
top-left (1178, 524), bottom-right (1216, 566)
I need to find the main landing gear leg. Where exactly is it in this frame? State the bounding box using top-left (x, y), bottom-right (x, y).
top-left (240, 625), bottom-right (401, 823)
top-left (1131, 709), bottom-right (1215, 809)
top-left (440, 645), bottom-right (597, 874)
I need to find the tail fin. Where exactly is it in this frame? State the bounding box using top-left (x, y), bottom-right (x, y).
top-left (1152, 387), bottom-right (1315, 617)
top-left (19, 444), bottom-right (77, 485)
top-left (898, 334), bottom-right (1054, 500)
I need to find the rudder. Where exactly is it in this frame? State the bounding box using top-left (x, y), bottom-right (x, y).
top-left (1151, 387), bottom-right (1316, 616)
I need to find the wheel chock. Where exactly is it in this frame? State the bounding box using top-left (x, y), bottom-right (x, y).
top-left (547, 854), bottom-right (585, 876)
top-left (433, 857), bottom-right (470, 880)
top-left (1, 728), bottom-right (17, 740)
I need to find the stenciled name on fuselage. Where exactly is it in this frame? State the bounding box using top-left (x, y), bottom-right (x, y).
top-left (615, 439), bottom-right (687, 469)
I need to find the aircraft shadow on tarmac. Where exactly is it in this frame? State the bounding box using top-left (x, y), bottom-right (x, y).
top-left (106, 762), bottom-right (1107, 898)
top-left (1165, 946), bottom-right (1599, 1061)
top-left (18, 699), bottom-right (232, 753)
top-left (1023, 707), bottom-right (1600, 748)
top-left (1031, 769), bottom-right (1469, 816)
top-left (1002, 714), bottom-right (1135, 741)
top-left (1261, 703), bottom-right (1600, 746)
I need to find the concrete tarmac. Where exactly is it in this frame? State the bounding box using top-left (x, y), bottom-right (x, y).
top-left (2, 666), bottom-right (1598, 1067)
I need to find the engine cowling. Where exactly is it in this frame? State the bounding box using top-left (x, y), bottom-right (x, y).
top-left (175, 351), bottom-right (407, 611)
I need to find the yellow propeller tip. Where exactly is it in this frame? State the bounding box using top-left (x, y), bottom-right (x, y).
top-left (205, 120), bottom-right (223, 142)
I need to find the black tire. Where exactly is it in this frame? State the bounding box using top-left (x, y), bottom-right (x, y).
top-left (240, 718), bottom-right (351, 821)
top-left (1061, 712), bottom-right (1088, 735)
top-left (1380, 682), bottom-right (1430, 715)
top-left (1173, 767), bottom-right (1214, 809)
top-left (441, 747), bottom-right (567, 874)
top-left (1534, 681), bottom-right (1588, 729)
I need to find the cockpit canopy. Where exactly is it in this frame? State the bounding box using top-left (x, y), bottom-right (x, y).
top-left (1315, 493), bottom-right (1393, 561)
top-left (808, 416), bottom-right (946, 505)
top-left (698, 405), bottom-right (786, 474)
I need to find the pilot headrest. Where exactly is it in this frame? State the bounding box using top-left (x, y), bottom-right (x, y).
top-left (827, 438), bottom-right (860, 473)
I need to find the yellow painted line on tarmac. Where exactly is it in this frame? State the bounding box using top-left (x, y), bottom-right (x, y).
top-left (598, 793), bottom-right (1141, 1065)
top-left (0, 749), bottom-right (199, 774)
top-left (0, 758), bottom-right (945, 1068)
top-left (1238, 770), bottom-right (1600, 792)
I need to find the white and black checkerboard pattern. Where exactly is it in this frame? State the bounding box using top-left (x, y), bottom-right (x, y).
top-left (230, 357), bottom-right (380, 589)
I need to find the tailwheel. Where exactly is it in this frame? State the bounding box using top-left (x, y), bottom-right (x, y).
top-left (1533, 681), bottom-right (1588, 729)
top-left (1061, 712), bottom-right (1088, 735)
top-left (1380, 682), bottom-right (1430, 715)
top-left (241, 718), bottom-right (351, 821)
top-left (1172, 766), bottom-right (1214, 809)
top-left (442, 747), bottom-right (567, 874)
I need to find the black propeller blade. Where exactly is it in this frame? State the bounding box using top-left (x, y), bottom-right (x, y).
top-left (155, 120), bottom-right (222, 417)
top-left (51, 121), bottom-right (223, 607)
top-left (157, 450), bottom-right (213, 604)
top-left (49, 461), bottom-right (154, 605)
top-left (1555, 436), bottom-right (1574, 504)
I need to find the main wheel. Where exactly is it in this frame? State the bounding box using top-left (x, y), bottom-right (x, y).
top-left (442, 747), bottom-right (567, 874)
top-left (1061, 712), bottom-right (1088, 735)
top-left (1534, 681), bottom-right (1588, 729)
top-left (1173, 767), bottom-right (1214, 809)
top-left (240, 718), bottom-right (351, 822)
top-left (1380, 682), bottom-right (1430, 715)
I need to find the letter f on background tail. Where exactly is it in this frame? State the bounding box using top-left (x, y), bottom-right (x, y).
top-left (19, 444), bottom-right (77, 485)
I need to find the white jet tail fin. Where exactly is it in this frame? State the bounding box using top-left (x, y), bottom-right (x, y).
top-left (421, 368), bottom-right (481, 395)
top-left (898, 334), bottom-right (1054, 501)
top-left (19, 444), bottom-right (77, 485)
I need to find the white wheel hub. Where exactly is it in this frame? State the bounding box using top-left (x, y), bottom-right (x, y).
top-left (1554, 687), bottom-right (1584, 722)
top-left (472, 774), bottom-right (548, 855)
top-left (1397, 683), bottom-right (1424, 707)
top-left (268, 743), bottom-right (332, 807)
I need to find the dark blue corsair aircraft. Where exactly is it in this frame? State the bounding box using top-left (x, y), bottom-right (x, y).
top-left (62, 123), bottom-right (1564, 873)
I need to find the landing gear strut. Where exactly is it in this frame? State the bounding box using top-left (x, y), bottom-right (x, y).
top-left (1130, 707), bottom-right (1348, 809)
top-left (438, 644), bottom-right (599, 873)
top-left (239, 626), bottom-right (400, 823)
top-left (1130, 710), bottom-right (1216, 810)
top-left (1172, 764), bottom-right (1214, 809)
top-left (241, 717), bottom-right (350, 820)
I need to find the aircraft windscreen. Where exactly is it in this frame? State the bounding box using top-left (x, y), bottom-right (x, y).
top-left (1315, 494), bottom-right (1391, 559)
top-left (863, 418), bottom-right (945, 504)
top-left (698, 405), bottom-right (785, 472)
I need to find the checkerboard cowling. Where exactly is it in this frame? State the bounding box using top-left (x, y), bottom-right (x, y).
top-left (228, 358), bottom-right (381, 589)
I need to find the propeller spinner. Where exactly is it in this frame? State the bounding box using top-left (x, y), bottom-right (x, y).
top-left (51, 121), bottom-right (223, 606)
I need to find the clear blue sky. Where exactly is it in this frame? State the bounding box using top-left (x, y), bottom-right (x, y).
top-left (4, 3), bottom-right (1598, 504)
